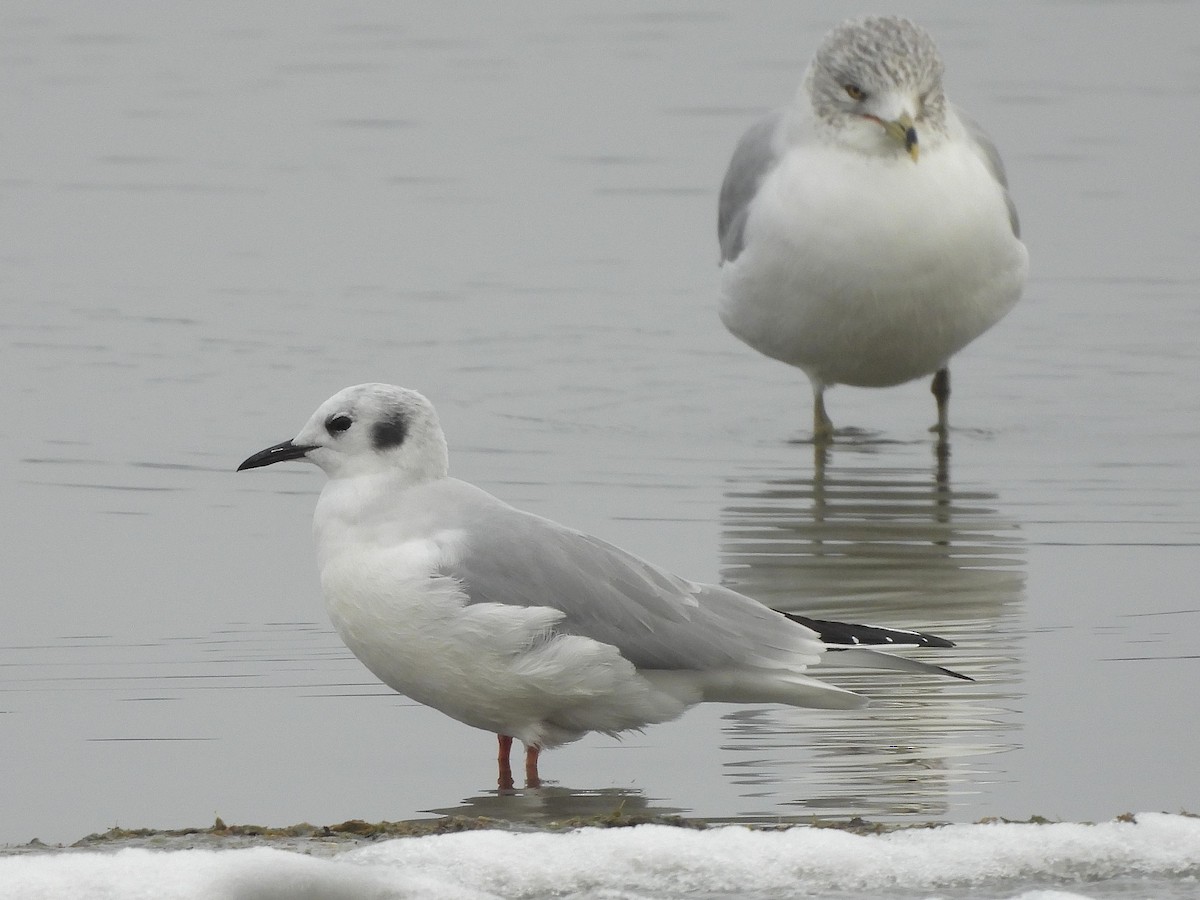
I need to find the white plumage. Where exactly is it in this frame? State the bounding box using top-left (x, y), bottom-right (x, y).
top-left (718, 16), bottom-right (1028, 437)
top-left (239, 383), bottom-right (967, 787)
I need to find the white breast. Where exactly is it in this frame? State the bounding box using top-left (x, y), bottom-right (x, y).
top-left (316, 529), bottom-right (689, 748)
top-left (719, 139), bottom-right (1027, 387)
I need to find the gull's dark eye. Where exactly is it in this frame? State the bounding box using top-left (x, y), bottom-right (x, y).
top-left (843, 84), bottom-right (866, 101)
top-left (325, 414), bottom-right (353, 435)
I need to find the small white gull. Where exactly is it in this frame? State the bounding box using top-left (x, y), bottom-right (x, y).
top-left (718, 16), bottom-right (1028, 438)
top-left (239, 383), bottom-right (968, 788)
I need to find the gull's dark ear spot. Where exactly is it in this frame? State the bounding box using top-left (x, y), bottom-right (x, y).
top-left (371, 410), bottom-right (408, 450)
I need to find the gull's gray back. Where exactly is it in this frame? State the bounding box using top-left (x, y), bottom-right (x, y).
top-left (425, 479), bottom-right (820, 673)
top-left (955, 106), bottom-right (1021, 237)
top-left (718, 109), bottom-right (785, 264)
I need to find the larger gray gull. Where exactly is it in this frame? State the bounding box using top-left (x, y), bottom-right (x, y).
top-left (718, 16), bottom-right (1027, 439)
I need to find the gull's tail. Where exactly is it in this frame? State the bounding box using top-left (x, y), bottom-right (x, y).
top-left (781, 613), bottom-right (973, 682)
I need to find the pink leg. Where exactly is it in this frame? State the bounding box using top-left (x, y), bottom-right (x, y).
top-left (524, 745), bottom-right (542, 788)
top-left (497, 734), bottom-right (515, 790)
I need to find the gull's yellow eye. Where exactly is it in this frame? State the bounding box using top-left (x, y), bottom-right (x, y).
top-left (843, 84), bottom-right (866, 101)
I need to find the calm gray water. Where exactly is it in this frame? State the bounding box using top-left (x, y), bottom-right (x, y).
top-left (2, 1), bottom-right (1198, 847)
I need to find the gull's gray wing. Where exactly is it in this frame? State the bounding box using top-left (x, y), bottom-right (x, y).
top-left (955, 105), bottom-right (1021, 238)
top-left (427, 479), bottom-right (822, 673)
top-left (718, 109), bottom-right (786, 264)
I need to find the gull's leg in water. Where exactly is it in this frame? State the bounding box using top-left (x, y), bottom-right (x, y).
top-left (525, 745), bottom-right (542, 788)
top-left (497, 734), bottom-right (515, 790)
top-left (812, 382), bottom-right (834, 442)
top-left (931, 367), bottom-right (950, 438)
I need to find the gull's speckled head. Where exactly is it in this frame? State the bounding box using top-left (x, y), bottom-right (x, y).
top-left (804, 16), bottom-right (948, 158)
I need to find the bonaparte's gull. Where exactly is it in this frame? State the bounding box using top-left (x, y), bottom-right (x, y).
top-left (718, 16), bottom-right (1027, 439)
top-left (239, 384), bottom-right (968, 788)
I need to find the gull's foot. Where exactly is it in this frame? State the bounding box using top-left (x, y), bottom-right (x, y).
top-left (789, 426), bottom-right (891, 446)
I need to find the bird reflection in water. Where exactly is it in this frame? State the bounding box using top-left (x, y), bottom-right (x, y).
top-left (423, 785), bottom-right (685, 826)
top-left (718, 441), bottom-right (1026, 822)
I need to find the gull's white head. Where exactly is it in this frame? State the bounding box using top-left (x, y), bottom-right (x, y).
top-left (803, 16), bottom-right (948, 160)
top-left (238, 383), bottom-right (449, 484)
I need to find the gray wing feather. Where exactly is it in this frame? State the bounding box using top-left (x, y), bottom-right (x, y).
top-left (718, 109), bottom-right (786, 263)
top-left (431, 481), bottom-right (820, 672)
top-left (955, 106), bottom-right (1021, 238)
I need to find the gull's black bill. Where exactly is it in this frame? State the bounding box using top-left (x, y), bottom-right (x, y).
top-left (237, 439), bottom-right (313, 471)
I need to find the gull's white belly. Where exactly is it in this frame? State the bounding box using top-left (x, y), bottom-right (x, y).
top-left (317, 543), bottom-right (688, 748)
top-left (719, 142), bottom-right (1027, 388)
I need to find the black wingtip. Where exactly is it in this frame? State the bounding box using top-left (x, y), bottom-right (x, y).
top-left (782, 613), bottom-right (957, 649)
